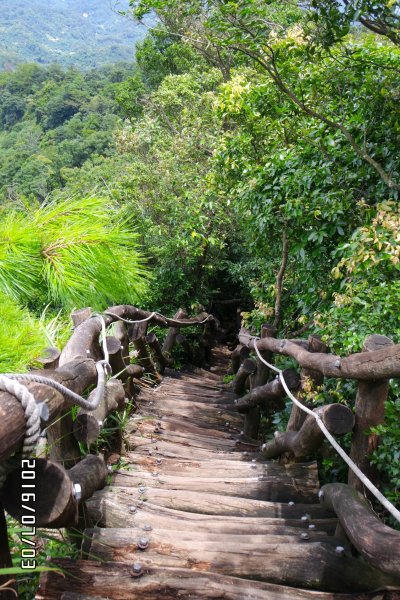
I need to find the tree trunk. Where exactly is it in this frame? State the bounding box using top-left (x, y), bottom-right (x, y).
top-left (348, 334), bottom-right (393, 493)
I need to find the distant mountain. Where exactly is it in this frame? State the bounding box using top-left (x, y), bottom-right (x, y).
top-left (0, 0), bottom-right (150, 70)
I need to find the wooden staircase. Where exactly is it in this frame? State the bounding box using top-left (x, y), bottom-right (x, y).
top-left (37, 347), bottom-right (397, 600)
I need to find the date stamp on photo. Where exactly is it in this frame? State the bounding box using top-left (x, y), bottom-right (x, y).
top-left (20, 458), bottom-right (37, 570)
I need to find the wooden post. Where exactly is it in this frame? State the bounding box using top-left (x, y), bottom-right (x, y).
top-left (232, 359), bottom-right (257, 396)
top-left (176, 333), bottom-right (194, 364)
top-left (132, 337), bottom-right (157, 376)
top-left (243, 324), bottom-right (277, 440)
top-left (2, 460), bottom-right (78, 528)
top-left (239, 369), bottom-right (300, 442)
top-left (202, 317), bottom-right (218, 364)
top-left (105, 336), bottom-right (128, 379)
top-left (47, 411), bottom-right (81, 468)
top-left (145, 333), bottom-right (171, 374)
top-left (73, 380), bottom-right (125, 446)
top-left (286, 335), bottom-right (327, 432)
top-left (162, 309), bottom-right (187, 358)
top-left (113, 321), bottom-right (130, 365)
top-left (251, 324), bottom-right (277, 388)
top-left (37, 347), bottom-right (61, 370)
top-left (320, 482), bottom-right (400, 578)
top-left (261, 404), bottom-right (355, 460)
top-left (230, 345), bottom-right (250, 375)
top-left (348, 334), bottom-right (393, 493)
top-left (243, 406), bottom-right (261, 441)
top-left (71, 307), bottom-right (92, 328)
top-left (1, 456), bottom-right (107, 529)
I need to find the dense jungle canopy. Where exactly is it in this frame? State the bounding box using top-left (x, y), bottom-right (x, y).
top-left (0, 0), bottom-right (399, 552)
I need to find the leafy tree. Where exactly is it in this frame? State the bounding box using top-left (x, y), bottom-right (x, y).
top-left (130, 0), bottom-right (400, 192)
top-left (305, 0), bottom-right (400, 47)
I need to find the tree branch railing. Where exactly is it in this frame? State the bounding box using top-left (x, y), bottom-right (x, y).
top-left (0, 303), bottom-right (218, 562)
top-left (230, 324), bottom-right (400, 577)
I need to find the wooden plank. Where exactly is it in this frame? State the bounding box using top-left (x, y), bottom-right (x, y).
top-left (136, 401), bottom-right (243, 429)
top-left (126, 453), bottom-right (320, 478)
top-left (110, 470), bottom-right (319, 502)
top-left (86, 491), bottom-right (336, 532)
top-left (88, 535), bottom-right (398, 592)
top-left (129, 429), bottom-right (236, 452)
top-left (127, 437), bottom-right (254, 460)
top-left (38, 561), bottom-right (387, 600)
top-left (134, 415), bottom-right (235, 439)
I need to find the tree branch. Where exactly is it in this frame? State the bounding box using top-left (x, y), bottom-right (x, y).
top-left (273, 231), bottom-right (289, 330)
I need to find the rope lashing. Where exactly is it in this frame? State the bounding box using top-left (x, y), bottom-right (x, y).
top-left (253, 339), bottom-right (400, 524)
top-left (0, 376), bottom-right (41, 489)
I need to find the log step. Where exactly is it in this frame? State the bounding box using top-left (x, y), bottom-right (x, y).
top-left (88, 486), bottom-right (336, 524)
top-left (86, 494), bottom-right (337, 532)
top-left (39, 561), bottom-right (391, 600)
top-left (85, 533), bottom-right (397, 593)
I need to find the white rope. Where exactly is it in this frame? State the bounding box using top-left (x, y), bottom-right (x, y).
top-left (104, 310), bottom-right (156, 324)
top-left (253, 339), bottom-right (400, 524)
top-left (5, 361), bottom-right (109, 412)
top-left (0, 377), bottom-right (41, 489)
top-left (103, 310), bottom-right (213, 326)
top-left (92, 313), bottom-right (110, 364)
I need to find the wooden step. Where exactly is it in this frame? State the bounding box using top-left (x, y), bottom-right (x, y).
top-left (127, 453), bottom-right (319, 478)
top-left (87, 493), bottom-right (337, 532)
top-left (37, 346), bottom-right (400, 599)
top-left (86, 533), bottom-right (396, 592)
top-left (128, 437), bottom-right (256, 460)
top-left (91, 485), bottom-right (330, 518)
top-left (109, 469), bottom-right (319, 503)
top-left (38, 561), bottom-right (389, 600)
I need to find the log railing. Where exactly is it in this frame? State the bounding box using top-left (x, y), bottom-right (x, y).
top-left (231, 326), bottom-right (400, 576)
top-left (0, 304), bottom-right (217, 588)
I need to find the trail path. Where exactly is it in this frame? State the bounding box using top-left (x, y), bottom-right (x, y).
top-left (38, 347), bottom-right (394, 600)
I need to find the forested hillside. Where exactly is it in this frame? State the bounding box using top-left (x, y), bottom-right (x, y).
top-left (0, 0), bottom-right (149, 69)
top-left (0, 62), bottom-right (135, 198)
top-left (0, 2), bottom-right (399, 595)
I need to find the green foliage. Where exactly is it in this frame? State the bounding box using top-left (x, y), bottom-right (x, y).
top-left (0, 196), bottom-right (148, 311)
top-left (60, 62), bottom-right (249, 311)
top-left (370, 383), bottom-right (400, 517)
top-left (305, 0), bottom-right (400, 47)
top-left (0, 63), bottom-right (137, 200)
top-left (0, 293), bottom-right (47, 372)
top-left (317, 201), bottom-right (400, 353)
top-left (6, 515), bottom-right (77, 599)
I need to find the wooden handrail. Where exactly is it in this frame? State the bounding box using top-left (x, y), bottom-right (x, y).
top-left (0, 305), bottom-right (213, 464)
top-left (239, 328), bottom-right (400, 380)
top-left (320, 483), bottom-right (400, 578)
top-left (235, 369), bottom-right (300, 414)
top-left (261, 404), bottom-right (355, 460)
